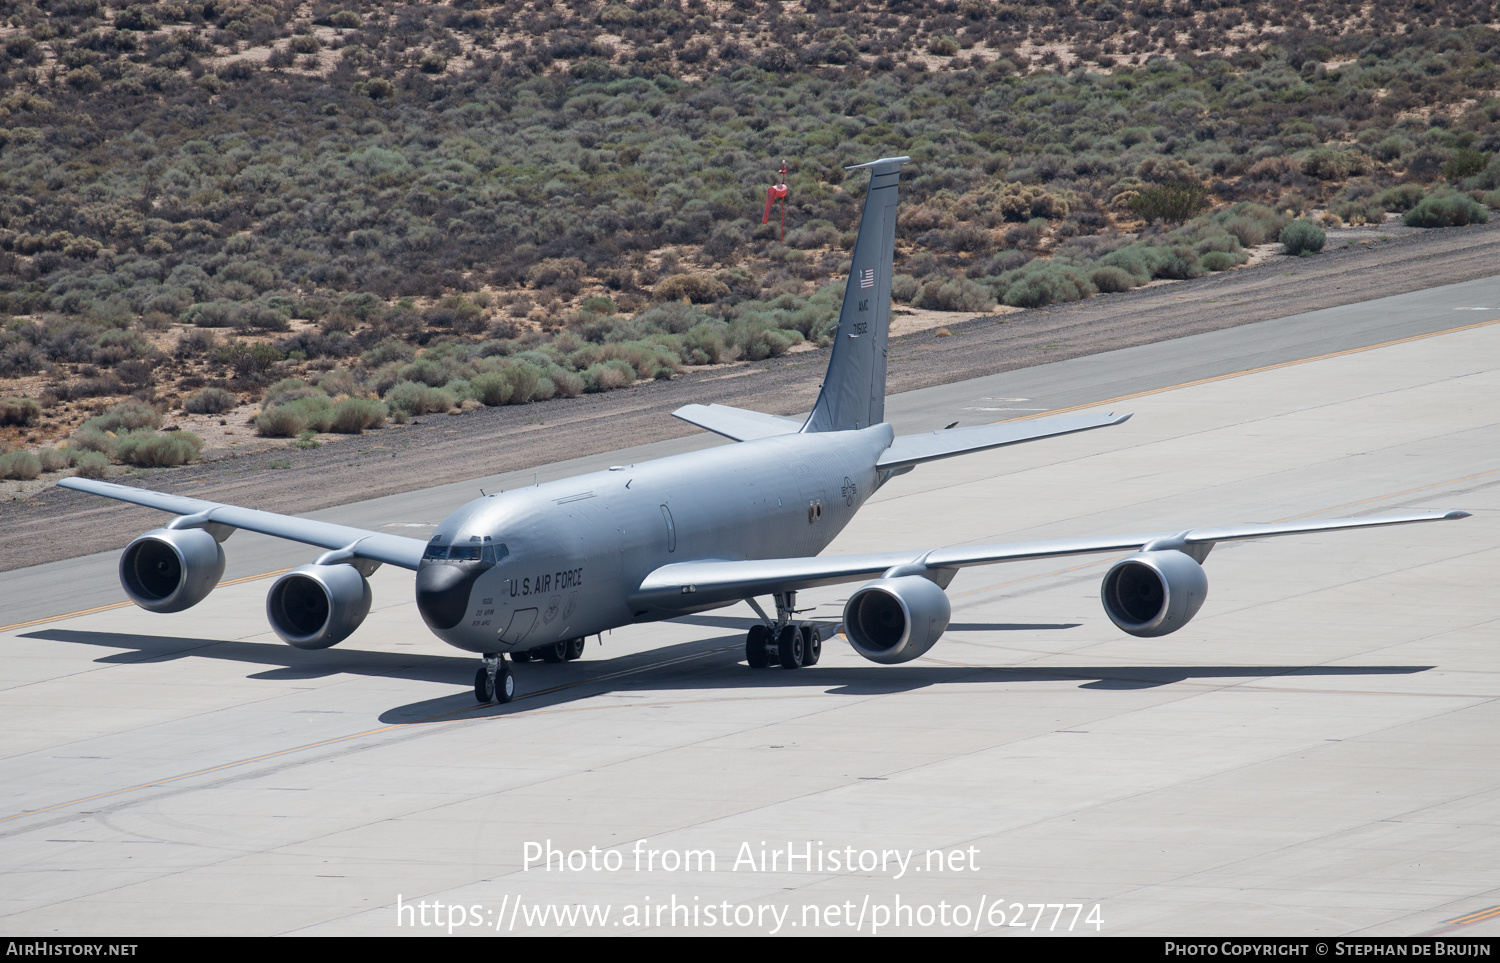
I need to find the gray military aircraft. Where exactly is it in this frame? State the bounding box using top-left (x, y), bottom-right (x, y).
top-left (60, 156), bottom-right (1468, 705)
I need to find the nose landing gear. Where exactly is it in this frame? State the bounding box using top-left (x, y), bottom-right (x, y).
top-left (474, 653), bottom-right (516, 704)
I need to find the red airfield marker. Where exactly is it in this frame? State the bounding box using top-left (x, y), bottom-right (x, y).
top-left (762, 160), bottom-right (790, 242)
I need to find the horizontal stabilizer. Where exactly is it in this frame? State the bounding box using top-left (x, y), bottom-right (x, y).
top-left (672, 403), bottom-right (803, 442)
top-left (630, 510), bottom-right (1467, 610)
top-left (57, 477), bottom-right (427, 570)
top-left (877, 410), bottom-right (1132, 470)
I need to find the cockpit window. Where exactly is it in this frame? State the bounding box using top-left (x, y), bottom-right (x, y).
top-left (423, 541), bottom-right (509, 563)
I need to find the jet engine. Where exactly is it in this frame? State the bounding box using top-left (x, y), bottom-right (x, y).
top-left (266, 563), bottom-right (372, 649)
top-left (1100, 549), bottom-right (1208, 637)
top-left (119, 527), bottom-right (226, 613)
top-left (843, 574), bottom-right (952, 664)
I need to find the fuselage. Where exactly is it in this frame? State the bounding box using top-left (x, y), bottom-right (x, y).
top-left (415, 424), bottom-right (893, 653)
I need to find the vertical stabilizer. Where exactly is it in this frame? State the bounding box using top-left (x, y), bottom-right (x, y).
top-left (802, 156), bottom-right (908, 433)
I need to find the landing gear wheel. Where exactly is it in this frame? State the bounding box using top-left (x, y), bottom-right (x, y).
top-left (511, 648), bottom-right (533, 663)
top-left (745, 624), bottom-right (770, 668)
top-left (540, 640), bottom-right (568, 663)
top-left (776, 625), bottom-right (804, 669)
top-left (800, 623), bottom-right (821, 666)
top-left (474, 660), bottom-right (515, 704)
top-left (565, 637), bottom-right (585, 661)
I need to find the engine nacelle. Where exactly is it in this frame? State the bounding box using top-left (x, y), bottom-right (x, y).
top-left (119, 527), bottom-right (226, 613)
top-left (1100, 549), bottom-right (1208, 637)
top-left (843, 575), bottom-right (952, 664)
top-left (266, 563), bottom-right (372, 649)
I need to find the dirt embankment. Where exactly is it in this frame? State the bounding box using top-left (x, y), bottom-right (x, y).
top-left (4, 219), bottom-right (1498, 572)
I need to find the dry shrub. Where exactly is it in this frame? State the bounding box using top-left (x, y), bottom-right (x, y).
top-left (653, 274), bottom-right (731, 303)
top-left (0, 397), bottom-right (40, 426)
top-left (1090, 265), bottom-right (1137, 293)
top-left (0, 450), bottom-right (40, 480)
top-left (183, 387), bottom-right (238, 414)
top-left (328, 398), bottom-right (387, 433)
top-left (256, 405), bottom-right (310, 437)
top-left (116, 430), bottom-right (204, 467)
top-left (70, 450), bottom-right (110, 479)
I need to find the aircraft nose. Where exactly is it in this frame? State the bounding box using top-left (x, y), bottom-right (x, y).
top-left (415, 561), bottom-right (479, 631)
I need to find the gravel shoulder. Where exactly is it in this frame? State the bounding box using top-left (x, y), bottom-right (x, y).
top-left (5, 220), bottom-right (1498, 572)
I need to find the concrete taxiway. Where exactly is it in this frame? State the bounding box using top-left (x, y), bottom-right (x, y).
top-left (1, 278), bottom-right (1497, 936)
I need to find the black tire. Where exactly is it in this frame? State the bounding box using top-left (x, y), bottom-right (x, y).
top-left (474, 666), bottom-right (492, 703)
top-left (511, 648), bottom-right (533, 663)
top-left (776, 625), bottom-right (804, 669)
top-left (565, 637), bottom-right (585, 661)
top-left (801, 623), bottom-right (821, 666)
top-left (496, 661), bottom-right (515, 703)
top-left (540, 640), bottom-right (567, 663)
top-left (745, 624), bottom-right (770, 668)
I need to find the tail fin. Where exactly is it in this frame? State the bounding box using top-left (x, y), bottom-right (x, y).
top-left (802, 156), bottom-right (908, 433)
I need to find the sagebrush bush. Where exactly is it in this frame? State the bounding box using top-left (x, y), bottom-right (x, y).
top-left (82, 402), bottom-right (161, 434)
top-left (890, 274), bottom-right (920, 304)
top-left (1403, 191), bottom-right (1489, 228)
top-left (1199, 250), bottom-right (1241, 272)
top-left (1280, 219), bottom-right (1327, 256)
top-left (1371, 184), bottom-right (1425, 213)
top-left (38, 448), bottom-right (70, 472)
top-left (0, 450), bottom-right (40, 480)
top-left (69, 450), bottom-right (109, 479)
top-left (653, 274), bottom-right (731, 304)
top-left (0, 397), bottom-right (40, 426)
top-left (996, 262), bottom-right (1096, 308)
top-left (1090, 266), bottom-right (1137, 293)
top-left (256, 404), bottom-right (310, 437)
top-left (183, 387), bottom-right (238, 414)
top-left (328, 398), bottom-right (387, 434)
top-left (1443, 148), bottom-right (1490, 181)
top-left (384, 381), bottom-right (456, 415)
top-left (115, 429), bottom-right (204, 467)
top-left (1128, 182), bottom-right (1209, 224)
top-left (914, 277), bottom-right (996, 312)
top-left (69, 425), bottom-right (116, 456)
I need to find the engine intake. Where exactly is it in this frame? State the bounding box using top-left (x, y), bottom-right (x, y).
top-left (266, 563), bottom-right (372, 649)
top-left (1100, 549), bottom-right (1208, 637)
top-left (119, 527), bottom-right (225, 613)
top-left (843, 575), bottom-right (951, 664)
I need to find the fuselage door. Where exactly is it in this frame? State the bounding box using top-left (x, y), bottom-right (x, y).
top-left (500, 607), bottom-right (538, 645)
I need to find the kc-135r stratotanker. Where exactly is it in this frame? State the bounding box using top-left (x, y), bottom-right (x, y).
top-left (60, 157), bottom-right (1469, 704)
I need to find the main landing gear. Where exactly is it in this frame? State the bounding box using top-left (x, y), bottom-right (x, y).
top-left (474, 653), bottom-right (516, 704)
top-left (509, 637), bottom-right (586, 663)
top-left (745, 592), bottom-right (822, 670)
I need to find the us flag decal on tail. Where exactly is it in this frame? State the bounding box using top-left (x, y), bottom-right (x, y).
top-left (859, 268), bottom-right (875, 289)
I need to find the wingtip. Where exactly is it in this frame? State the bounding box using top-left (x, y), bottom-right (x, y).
top-left (843, 155), bottom-right (912, 171)
top-left (1112, 411), bottom-right (1134, 424)
top-left (1443, 510), bottom-right (1472, 520)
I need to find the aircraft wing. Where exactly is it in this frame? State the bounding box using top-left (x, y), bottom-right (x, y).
top-left (877, 410), bottom-right (1132, 470)
top-left (631, 510), bottom-right (1468, 610)
top-left (56, 477), bottom-right (427, 570)
top-left (672, 403), bottom-right (803, 441)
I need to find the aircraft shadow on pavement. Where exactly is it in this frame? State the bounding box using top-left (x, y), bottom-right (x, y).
top-left (671, 615), bottom-right (1081, 633)
top-left (24, 628), bottom-right (1433, 725)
